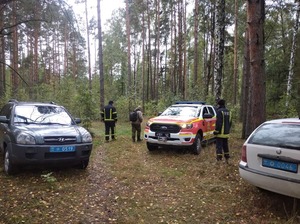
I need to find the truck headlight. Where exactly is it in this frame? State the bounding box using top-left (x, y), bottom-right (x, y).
top-left (181, 123), bottom-right (193, 129)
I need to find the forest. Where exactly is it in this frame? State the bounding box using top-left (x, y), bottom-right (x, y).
top-left (0, 0), bottom-right (299, 137)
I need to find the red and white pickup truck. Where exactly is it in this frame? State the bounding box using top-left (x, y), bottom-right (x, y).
top-left (144, 101), bottom-right (216, 154)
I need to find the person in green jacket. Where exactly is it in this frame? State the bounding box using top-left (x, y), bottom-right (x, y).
top-left (131, 106), bottom-right (143, 142)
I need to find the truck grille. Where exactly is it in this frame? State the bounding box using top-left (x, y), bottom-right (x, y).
top-left (44, 136), bottom-right (77, 145)
top-left (150, 124), bottom-right (181, 133)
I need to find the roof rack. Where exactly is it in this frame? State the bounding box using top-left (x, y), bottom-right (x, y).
top-left (175, 101), bottom-right (206, 105)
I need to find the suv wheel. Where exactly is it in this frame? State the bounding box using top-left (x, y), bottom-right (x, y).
top-left (191, 134), bottom-right (202, 155)
top-left (147, 142), bottom-right (158, 151)
top-left (4, 149), bottom-right (17, 175)
top-left (76, 159), bottom-right (89, 169)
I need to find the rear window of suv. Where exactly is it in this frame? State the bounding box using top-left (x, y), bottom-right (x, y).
top-left (248, 123), bottom-right (300, 150)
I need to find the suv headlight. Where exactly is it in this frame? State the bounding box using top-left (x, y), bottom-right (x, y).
top-left (82, 131), bottom-right (92, 143)
top-left (16, 133), bottom-right (36, 144)
top-left (181, 123), bottom-right (193, 129)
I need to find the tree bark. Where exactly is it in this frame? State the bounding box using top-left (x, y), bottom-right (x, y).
top-left (286, 1), bottom-right (300, 107)
top-left (97, 0), bottom-right (105, 110)
top-left (193, 0), bottom-right (199, 87)
top-left (85, 0), bottom-right (92, 91)
top-left (11, 0), bottom-right (18, 97)
top-left (214, 0), bottom-right (225, 99)
top-left (0, 9), bottom-right (5, 96)
top-left (246, 0), bottom-right (266, 136)
top-left (233, 0), bottom-right (239, 105)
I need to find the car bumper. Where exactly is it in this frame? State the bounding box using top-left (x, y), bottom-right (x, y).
top-left (9, 143), bottom-right (93, 166)
top-left (239, 161), bottom-right (300, 199)
top-left (144, 131), bottom-right (195, 146)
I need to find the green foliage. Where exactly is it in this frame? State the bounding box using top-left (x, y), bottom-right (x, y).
top-left (1, 0), bottom-right (299, 126)
top-left (74, 89), bottom-right (97, 133)
top-left (41, 172), bottom-right (57, 183)
top-left (267, 94), bottom-right (298, 119)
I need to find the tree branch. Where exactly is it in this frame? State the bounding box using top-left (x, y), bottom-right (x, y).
top-left (0, 61), bottom-right (29, 86)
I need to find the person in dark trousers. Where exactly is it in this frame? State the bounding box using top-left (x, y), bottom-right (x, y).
top-left (213, 99), bottom-right (232, 163)
top-left (101, 100), bottom-right (117, 142)
top-left (131, 106), bottom-right (143, 142)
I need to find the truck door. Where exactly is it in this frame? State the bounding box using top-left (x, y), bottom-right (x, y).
top-left (202, 106), bottom-right (215, 140)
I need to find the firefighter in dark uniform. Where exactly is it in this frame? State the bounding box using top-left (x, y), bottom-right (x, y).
top-left (213, 99), bottom-right (232, 163)
top-left (101, 100), bottom-right (117, 142)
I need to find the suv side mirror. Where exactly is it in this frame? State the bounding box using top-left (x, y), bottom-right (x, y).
top-left (203, 113), bottom-right (213, 119)
top-left (74, 118), bottom-right (81, 124)
top-left (0, 116), bottom-right (9, 123)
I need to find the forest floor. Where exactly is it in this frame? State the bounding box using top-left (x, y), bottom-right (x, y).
top-left (0, 121), bottom-right (300, 224)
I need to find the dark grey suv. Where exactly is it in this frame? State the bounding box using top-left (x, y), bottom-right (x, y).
top-left (0, 100), bottom-right (93, 175)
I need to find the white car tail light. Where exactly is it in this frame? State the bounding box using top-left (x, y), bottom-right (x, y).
top-left (241, 144), bottom-right (247, 162)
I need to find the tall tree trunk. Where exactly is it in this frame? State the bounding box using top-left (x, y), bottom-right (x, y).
top-left (183, 0), bottom-right (187, 99)
top-left (33, 0), bottom-right (41, 100)
top-left (146, 0), bottom-right (151, 101)
top-left (155, 0), bottom-right (160, 102)
top-left (178, 0), bottom-right (183, 97)
top-left (11, 0), bottom-right (18, 97)
top-left (193, 0), bottom-right (199, 88)
top-left (0, 9), bottom-right (5, 96)
top-left (85, 0), bottom-right (92, 91)
top-left (241, 28), bottom-right (251, 138)
top-left (72, 42), bottom-right (77, 80)
top-left (172, 5), bottom-right (178, 95)
top-left (246, 0), bottom-right (266, 135)
top-left (214, 0), bottom-right (225, 99)
top-left (209, 2), bottom-right (216, 97)
top-left (142, 11), bottom-right (146, 111)
top-left (126, 0), bottom-right (132, 110)
top-left (286, 1), bottom-right (300, 107)
top-left (97, 0), bottom-right (104, 110)
top-left (233, 0), bottom-right (239, 105)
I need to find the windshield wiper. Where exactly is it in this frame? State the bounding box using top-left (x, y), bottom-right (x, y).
top-left (39, 122), bottom-right (66, 125)
top-left (14, 121), bottom-right (37, 125)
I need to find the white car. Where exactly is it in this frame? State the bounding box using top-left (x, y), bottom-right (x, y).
top-left (239, 118), bottom-right (300, 199)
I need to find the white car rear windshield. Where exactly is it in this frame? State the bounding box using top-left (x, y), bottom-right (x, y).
top-left (248, 123), bottom-right (300, 150)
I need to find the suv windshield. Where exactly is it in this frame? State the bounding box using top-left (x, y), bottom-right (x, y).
top-left (161, 106), bottom-right (199, 117)
top-left (13, 105), bottom-right (73, 125)
top-left (249, 123), bottom-right (300, 150)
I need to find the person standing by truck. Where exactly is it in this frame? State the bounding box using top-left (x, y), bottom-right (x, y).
top-left (130, 106), bottom-right (143, 142)
top-left (213, 99), bottom-right (232, 163)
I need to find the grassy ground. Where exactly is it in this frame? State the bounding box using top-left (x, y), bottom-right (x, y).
top-left (0, 120), bottom-right (299, 224)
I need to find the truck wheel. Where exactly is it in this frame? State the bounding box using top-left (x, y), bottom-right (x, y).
top-left (191, 134), bottom-right (202, 155)
top-left (147, 142), bottom-right (158, 151)
top-left (4, 149), bottom-right (17, 175)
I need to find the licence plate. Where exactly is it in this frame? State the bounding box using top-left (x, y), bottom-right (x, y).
top-left (155, 133), bottom-right (169, 142)
top-left (50, 146), bottom-right (75, 152)
top-left (262, 158), bottom-right (298, 173)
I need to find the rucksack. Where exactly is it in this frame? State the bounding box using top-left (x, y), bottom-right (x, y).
top-left (129, 111), bottom-right (138, 122)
